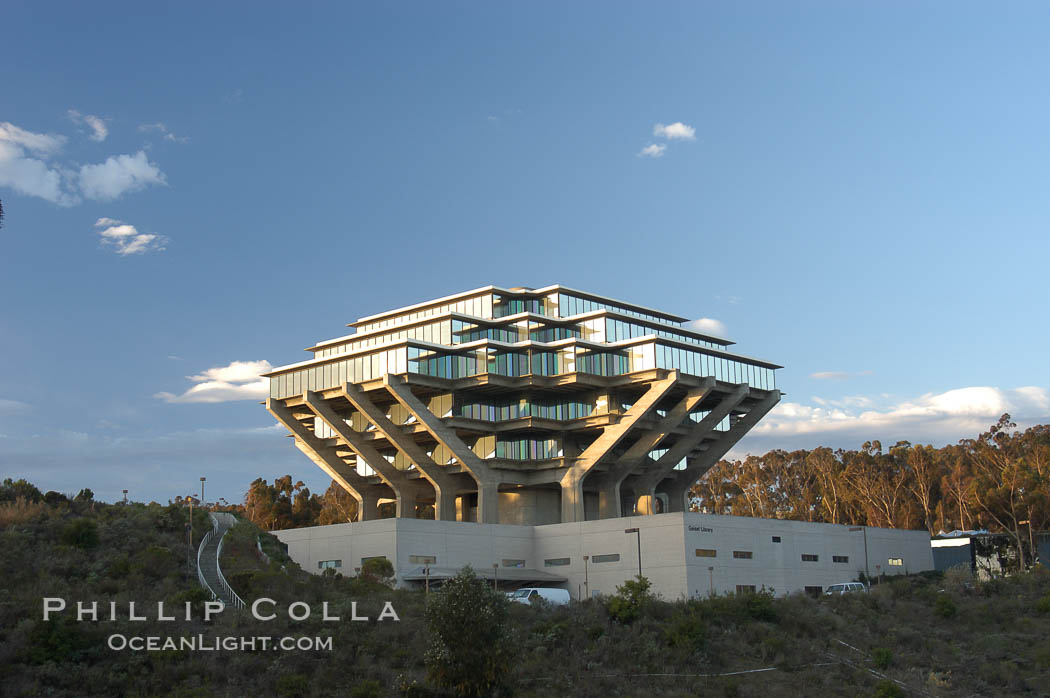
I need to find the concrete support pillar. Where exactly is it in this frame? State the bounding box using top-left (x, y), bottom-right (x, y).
top-left (397, 487), bottom-right (418, 519)
top-left (597, 480), bottom-right (621, 519)
top-left (434, 487), bottom-right (457, 522)
top-left (559, 470), bottom-right (586, 523)
top-left (661, 481), bottom-right (688, 513)
top-left (359, 493), bottom-right (381, 521)
top-left (478, 482), bottom-right (500, 524)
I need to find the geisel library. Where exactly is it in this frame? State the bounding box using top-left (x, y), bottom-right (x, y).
top-left (266, 285), bottom-right (933, 598)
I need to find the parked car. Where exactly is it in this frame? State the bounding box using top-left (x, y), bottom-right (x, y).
top-left (507, 587), bottom-right (571, 605)
top-left (824, 582), bottom-right (868, 595)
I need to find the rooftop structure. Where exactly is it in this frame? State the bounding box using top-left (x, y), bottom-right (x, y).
top-left (265, 285), bottom-right (782, 525)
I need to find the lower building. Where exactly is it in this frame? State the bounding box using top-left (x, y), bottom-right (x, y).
top-left (273, 512), bottom-right (934, 599)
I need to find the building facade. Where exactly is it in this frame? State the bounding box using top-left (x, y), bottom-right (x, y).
top-left (273, 513), bottom-right (935, 599)
top-left (264, 285), bottom-right (782, 525)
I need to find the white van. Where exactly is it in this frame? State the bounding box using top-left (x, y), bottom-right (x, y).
top-left (823, 582), bottom-right (868, 596)
top-left (508, 587), bottom-right (570, 605)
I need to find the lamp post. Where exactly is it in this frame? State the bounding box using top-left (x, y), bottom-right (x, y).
top-left (583, 555), bottom-right (590, 599)
top-left (708, 566), bottom-right (715, 597)
top-left (850, 526), bottom-right (870, 580)
top-left (122, 489), bottom-right (128, 505)
top-left (424, 566), bottom-right (430, 595)
top-left (625, 527), bottom-right (642, 579)
top-left (200, 477), bottom-right (206, 504)
top-left (493, 563), bottom-right (499, 593)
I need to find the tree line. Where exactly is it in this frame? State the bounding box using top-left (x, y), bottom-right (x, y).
top-left (239, 414), bottom-right (1048, 565)
top-left (690, 414), bottom-right (1049, 568)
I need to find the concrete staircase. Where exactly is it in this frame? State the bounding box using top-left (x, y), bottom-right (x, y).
top-left (196, 512), bottom-right (246, 610)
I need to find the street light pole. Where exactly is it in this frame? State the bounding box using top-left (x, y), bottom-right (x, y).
top-left (625, 527), bottom-right (642, 579)
top-left (493, 563), bottom-right (499, 593)
top-left (708, 566), bottom-right (715, 597)
top-left (200, 477), bottom-right (206, 504)
top-left (122, 489), bottom-right (128, 505)
top-left (583, 555), bottom-right (590, 599)
top-left (850, 526), bottom-right (870, 580)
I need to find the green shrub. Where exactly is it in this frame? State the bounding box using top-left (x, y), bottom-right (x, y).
top-left (348, 679), bottom-right (384, 698)
top-left (425, 566), bottom-right (510, 697)
top-left (745, 590), bottom-right (778, 622)
top-left (361, 556), bottom-right (395, 585)
top-left (1036, 595), bottom-right (1050, 614)
top-left (934, 594), bottom-right (957, 619)
top-left (872, 679), bottom-right (903, 698)
top-left (607, 575), bottom-right (654, 624)
top-left (60, 518), bottom-right (99, 548)
top-left (665, 608), bottom-right (706, 652)
top-left (275, 673), bottom-right (310, 697)
top-left (872, 647), bottom-right (893, 669)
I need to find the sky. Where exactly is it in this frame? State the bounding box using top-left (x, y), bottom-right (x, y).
top-left (2, 1), bottom-right (1049, 504)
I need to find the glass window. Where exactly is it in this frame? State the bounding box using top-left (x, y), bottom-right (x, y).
top-left (318, 559), bottom-right (341, 570)
top-left (409, 555), bottom-right (436, 564)
top-left (888, 558), bottom-right (903, 566)
top-left (695, 549), bottom-right (717, 558)
top-left (801, 554), bottom-right (819, 562)
top-left (544, 557), bottom-right (570, 567)
top-left (592, 554), bottom-right (620, 563)
top-left (735, 585), bottom-right (757, 593)
top-left (832, 555), bottom-right (849, 563)
top-left (732, 551), bottom-right (753, 559)
top-left (502, 559), bottom-right (526, 568)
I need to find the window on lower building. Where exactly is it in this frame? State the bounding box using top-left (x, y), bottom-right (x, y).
top-left (736, 585), bottom-right (757, 593)
top-left (544, 557), bottom-right (570, 567)
top-left (318, 559), bottom-right (342, 570)
top-left (832, 555), bottom-right (849, 563)
top-left (409, 555), bottom-right (436, 565)
top-left (804, 586), bottom-right (823, 597)
top-left (502, 559), bottom-right (526, 568)
top-left (888, 557), bottom-right (903, 566)
top-left (592, 554), bottom-right (620, 564)
top-left (771, 536), bottom-right (781, 543)
top-left (801, 554), bottom-right (819, 562)
top-left (695, 548), bottom-right (717, 558)
top-left (361, 556), bottom-right (388, 565)
top-left (733, 550), bottom-right (753, 559)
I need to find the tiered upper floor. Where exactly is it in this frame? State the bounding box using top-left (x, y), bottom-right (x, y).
top-left (266, 285), bottom-right (780, 400)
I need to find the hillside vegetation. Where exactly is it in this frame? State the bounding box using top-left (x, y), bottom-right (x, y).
top-left (2, 478), bottom-right (1050, 697)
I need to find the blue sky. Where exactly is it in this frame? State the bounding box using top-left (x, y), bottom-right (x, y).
top-left (2, 2), bottom-right (1049, 504)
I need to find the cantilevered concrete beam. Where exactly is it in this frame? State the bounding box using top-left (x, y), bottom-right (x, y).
top-left (267, 398), bottom-right (386, 521)
top-left (632, 384), bottom-right (750, 515)
top-left (596, 379), bottom-right (713, 518)
top-left (655, 390), bottom-right (781, 513)
top-left (559, 371), bottom-right (680, 523)
top-left (340, 382), bottom-right (458, 521)
top-left (304, 391), bottom-right (426, 519)
top-left (383, 374), bottom-right (501, 524)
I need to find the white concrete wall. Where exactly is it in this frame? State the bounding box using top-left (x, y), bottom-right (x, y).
top-left (273, 513), bottom-right (934, 600)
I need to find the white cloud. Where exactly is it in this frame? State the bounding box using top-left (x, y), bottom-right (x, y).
top-left (138, 122), bottom-right (187, 143)
top-left (94, 218), bottom-right (168, 256)
top-left (0, 398), bottom-right (31, 416)
top-left (0, 122), bottom-right (76, 205)
top-left (79, 151), bottom-right (166, 201)
top-left (732, 386), bottom-right (1050, 457)
top-left (687, 317), bottom-right (728, 337)
top-left (0, 121), bottom-right (166, 205)
top-left (654, 122), bottom-right (696, 141)
top-left (0, 122), bottom-right (65, 154)
top-left (156, 360), bottom-right (274, 404)
top-left (810, 370), bottom-right (873, 381)
top-left (68, 110), bottom-right (108, 142)
top-left (638, 143), bottom-right (667, 158)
